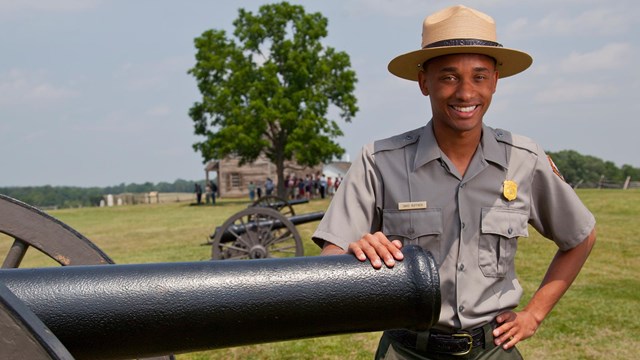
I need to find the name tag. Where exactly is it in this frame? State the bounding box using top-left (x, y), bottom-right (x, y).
top-left (398, 201), bottom-right (427, 210)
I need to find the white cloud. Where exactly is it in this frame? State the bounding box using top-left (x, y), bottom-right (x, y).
top-left (115, 56), bottom-right (192, 91)
top-left (534, 79), bottom-right (616, 104)
top-left (504, 17), bottom-right (529, 36)
top-left (559, 43), bottom-right (632, 73)
top-left (77, 110), bottom-right (149, 135)
top-left (343, 0), bottom-right (438, 18)
top-left (0, 69), bottom-right (79, 106)
top-left (343, 0), bottom-right (517, 18)
top-left (536, 8), bottom-right (634, 36)
top-left (0, 0), bottom-right (101, 13)
top-left (502, 4), bottom-right (638, 41)
top-left (146, 105), bottom-right (171, 117)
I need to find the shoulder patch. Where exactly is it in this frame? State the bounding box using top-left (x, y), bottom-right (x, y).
top-left (373, 126), bottom-right (423, 154)
top-left (547, 155), bottom-right (566, 181)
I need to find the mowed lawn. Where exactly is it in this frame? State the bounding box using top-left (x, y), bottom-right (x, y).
top-left (1, 189), bottom-right (638, 359)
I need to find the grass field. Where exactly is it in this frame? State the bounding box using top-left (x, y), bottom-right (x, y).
top-left (1, 189), bottom-right (638, 359)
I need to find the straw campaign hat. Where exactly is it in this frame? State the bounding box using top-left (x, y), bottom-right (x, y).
top-left (388, 5), bottom-right (532, 81)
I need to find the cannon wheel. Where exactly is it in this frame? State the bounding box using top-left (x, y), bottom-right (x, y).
top-left (211, 207), bottom-right (304, 260)
top-left (0, 195), bottom-right (174, 360)
top-left (251, 195), bottom-right (295, 217)
top-left (0, 194), bottom-right (115, 268)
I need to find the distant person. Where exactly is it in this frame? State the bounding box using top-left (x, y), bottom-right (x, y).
top-left (313, 172), bottom-right (320, 197)
top-left (313, 5), bottom-right (596, 359)
top-left (284, 175), bottom-right (291, 198)
top-left (333, 176), bottom-right (341, 193)
top-left (265, 177), bottom-right (275, 196)
top-left (210, 180), bottom-right (218, 205)
top-left (205, 183), bottom-right (213, 204)
top-left (304, 174), bottom-right (312, 199)
top-left (288, 175), bottom-right (297, 200)
top-left (194, 183), bottom-right (202, 204)
top-left (256, 185), bottom-right (263, 199)
top-left (248, 181), bottom-right (256, 201)
top-left (319, 174), bottom-right (327, 199)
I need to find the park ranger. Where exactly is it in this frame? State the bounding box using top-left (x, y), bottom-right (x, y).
top-left (313, 5), bottom-right (596, 360)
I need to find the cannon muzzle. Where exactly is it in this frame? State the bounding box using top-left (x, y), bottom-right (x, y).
top-left (0, 245), bottom-right (440, 360)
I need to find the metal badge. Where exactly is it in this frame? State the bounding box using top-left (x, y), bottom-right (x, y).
top-left (503, 180), bottom-right (517, 201)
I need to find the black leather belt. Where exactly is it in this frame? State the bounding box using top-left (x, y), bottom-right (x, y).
top-left (386, 323), bottom-right (490, 356)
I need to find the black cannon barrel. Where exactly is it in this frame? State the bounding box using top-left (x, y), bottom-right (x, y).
top-left (214, 210), bottom-right (325, 243)
top-left (283, 198), bottom-right (309, 206)
top-left (0, 245), bottom-right (440, 360)
top-left (252, 198), bottom-right (309, 208)
top-left (287, 210), bottom-right (324, 225)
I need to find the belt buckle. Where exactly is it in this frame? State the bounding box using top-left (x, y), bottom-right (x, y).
top-left (451, 333), bottom-right (473, 356)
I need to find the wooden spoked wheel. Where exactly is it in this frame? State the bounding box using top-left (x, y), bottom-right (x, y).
top-left (211, 207), bottom-right (303, 260)
top-left (0, 194), bottom-right (114, 268)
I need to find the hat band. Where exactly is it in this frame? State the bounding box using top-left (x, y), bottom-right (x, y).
top-left (424, 38), bottom-right (503, 49)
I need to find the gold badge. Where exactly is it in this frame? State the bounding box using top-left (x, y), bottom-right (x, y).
top-left (503, 180), bottom-right (517, 201)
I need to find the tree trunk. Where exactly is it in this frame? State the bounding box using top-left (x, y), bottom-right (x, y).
top-left (275, 156), bottom-right (286, 199)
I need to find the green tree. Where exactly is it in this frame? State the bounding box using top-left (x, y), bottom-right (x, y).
top-left (549, 150), bottom-right (600, 185)
top-left (188, 2), bottom-right (358, 197)
top-left (549, 150), bottom-right (635, 186)
top-left (622, 164), bottom-right (640, 181)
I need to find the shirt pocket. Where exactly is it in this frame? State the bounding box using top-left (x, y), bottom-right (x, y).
top-left (479, 208), bottom-right (529, 278)
top-left (382, 208), bottom-right (443, 264)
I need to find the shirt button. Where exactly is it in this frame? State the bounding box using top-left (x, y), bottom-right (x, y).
top-left (459, 305), bottom-right (465, 312)
top-left (407, 228), bottom-right (415, 235)
top-left (508, 228), bottom-right (513, 235)
top-left (461, 222), bottom-right (466, 229)
top-left (458, 264), bottom-right (465, 271)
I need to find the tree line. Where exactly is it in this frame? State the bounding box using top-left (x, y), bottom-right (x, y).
top-left (1, 150), bottom-right (638, 209)
top-left (0, 179), bottom-right (201, 209)
top-left (547, 150), bottom-right (640, 187)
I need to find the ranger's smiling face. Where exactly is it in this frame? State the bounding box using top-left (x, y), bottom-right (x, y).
top-left (418, 53), bottom-right (498, 134)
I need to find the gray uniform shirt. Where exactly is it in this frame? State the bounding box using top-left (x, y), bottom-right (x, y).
top-left (313, 121), bottom-right (595, 331)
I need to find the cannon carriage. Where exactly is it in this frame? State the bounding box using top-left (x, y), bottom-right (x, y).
top-left (249, 194), bottom-right (308, 217)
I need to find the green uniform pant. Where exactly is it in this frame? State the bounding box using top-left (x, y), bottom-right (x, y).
top-left (375, 323), bottom-right (523, 360)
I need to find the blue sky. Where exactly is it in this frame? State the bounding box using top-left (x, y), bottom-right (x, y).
top-left (1, 0), bottom-right (638, 187)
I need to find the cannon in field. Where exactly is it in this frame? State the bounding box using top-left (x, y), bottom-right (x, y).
top-left (210, 208), bottom-right (324, 260)
top-left (0, 245), bottom-right (441, 360)
top-left (249, 195), bottom-right (310, 217)
top-left (209, 195), bottom-right (324, 260)
top-left (0, 194), bottom-right (441, 360)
